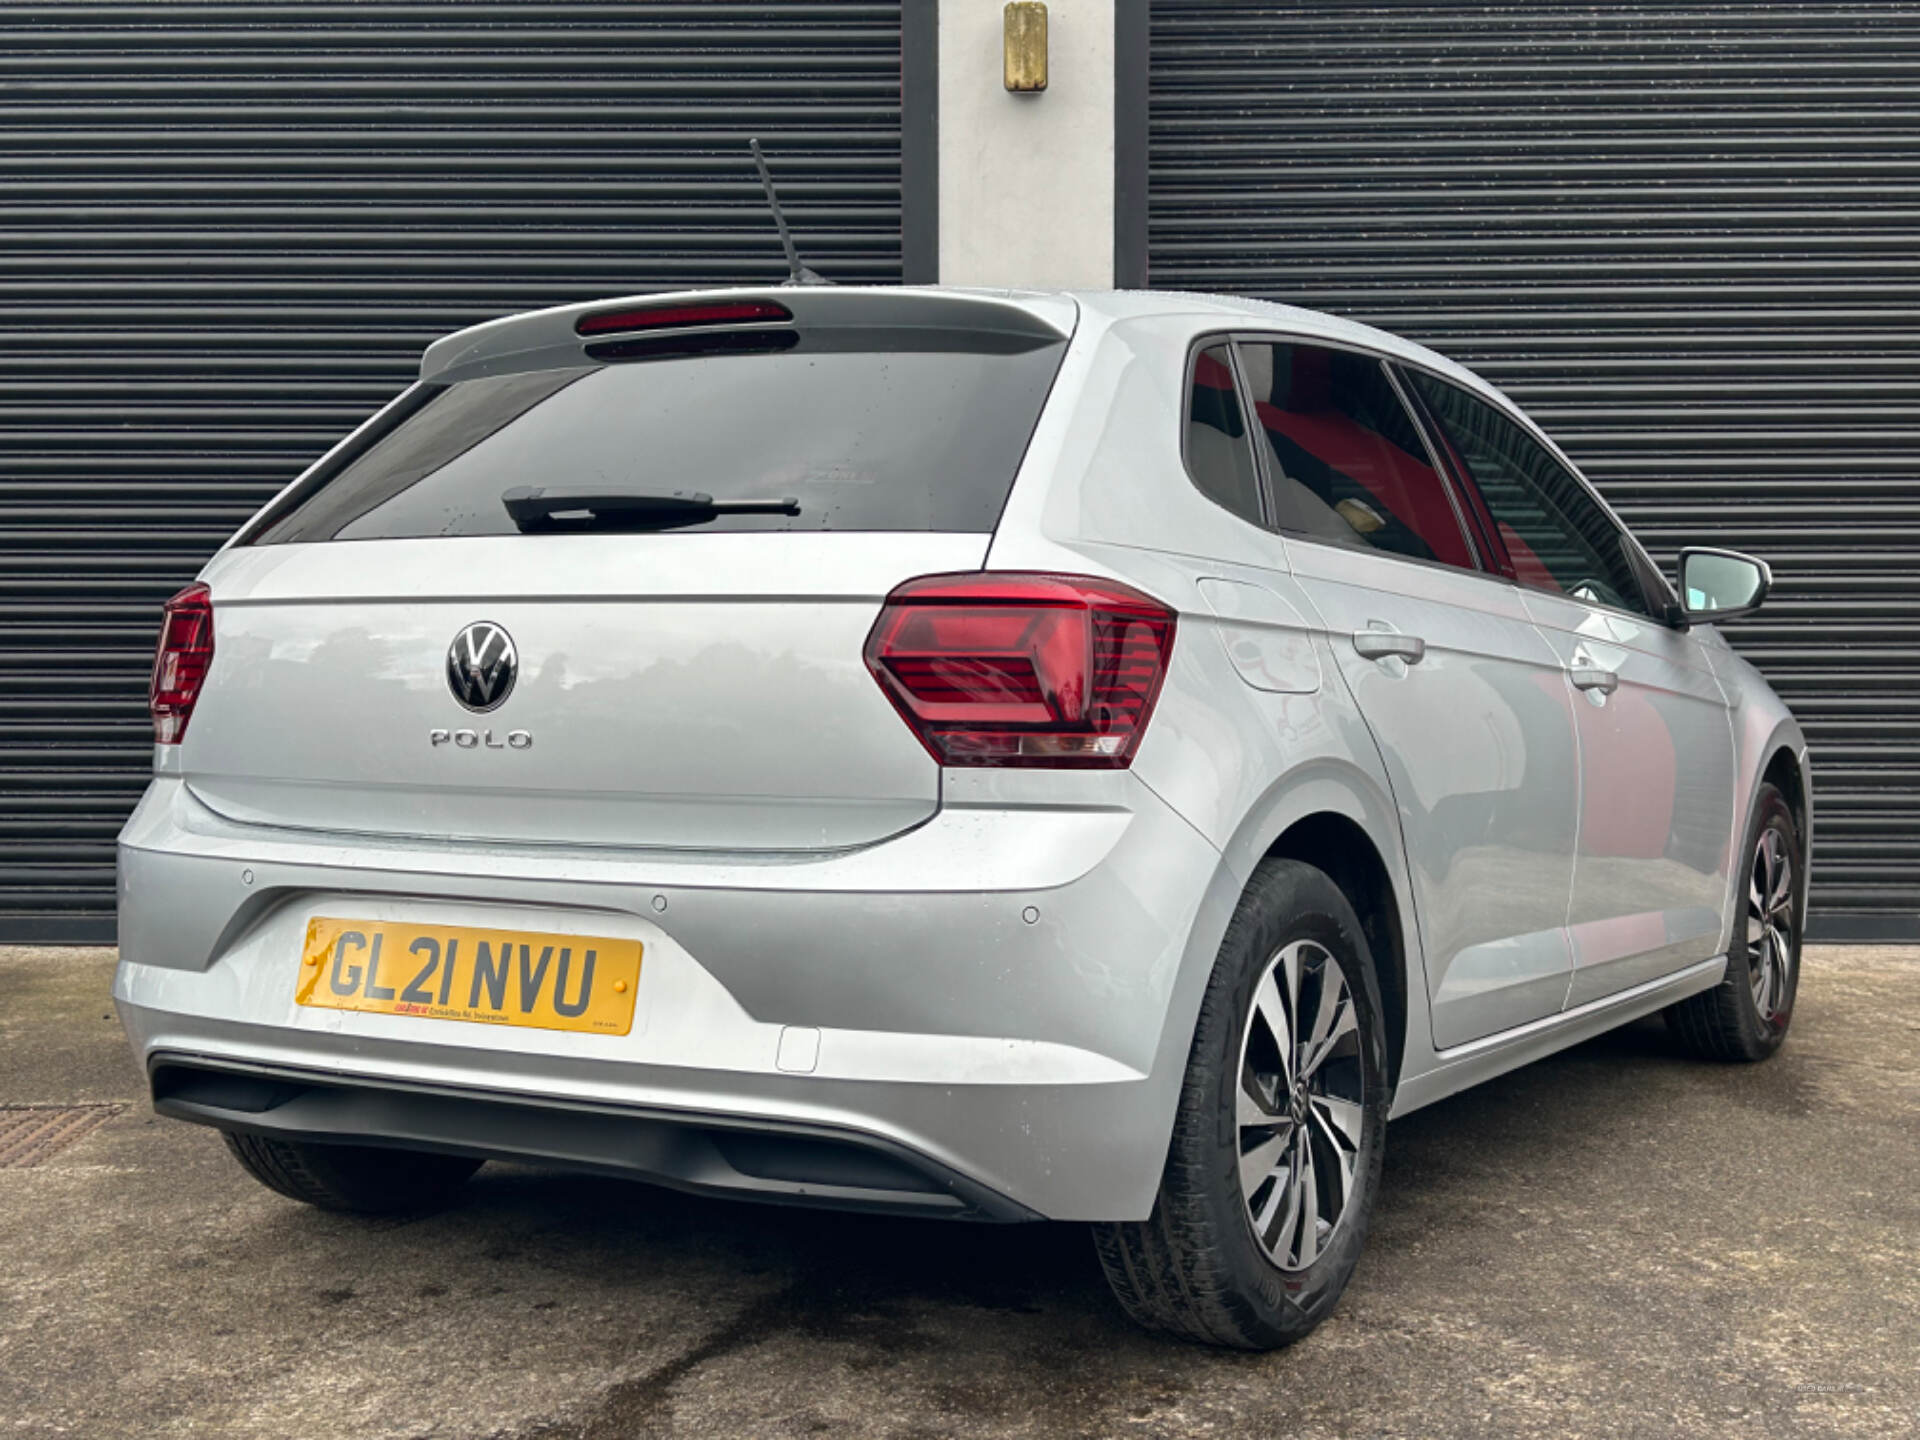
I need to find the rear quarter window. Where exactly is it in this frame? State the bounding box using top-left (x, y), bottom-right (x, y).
top-left (252, 333), bottom-right (1068, 543)
top-left (1183, 343), bottom-right (1264, 525)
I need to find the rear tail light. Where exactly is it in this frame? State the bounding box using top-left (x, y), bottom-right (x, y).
top-left (150, 583), bottom-right (214, 744)
top-left (864, 573), bottom-right (1177, 768)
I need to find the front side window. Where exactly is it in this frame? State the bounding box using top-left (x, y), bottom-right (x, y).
top-left (1236, 340), bottom-right (1475, 571)
top-left (1183, 343), bottom-right (1264, 525)
top-left (1405, 370), bottom-right (1650, 616)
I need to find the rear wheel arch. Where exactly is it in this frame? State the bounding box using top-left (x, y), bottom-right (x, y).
top-left (1166, 764), bottom-right (1418, 1122)
top-left (1263, 813), bottom-right (1408, 1097)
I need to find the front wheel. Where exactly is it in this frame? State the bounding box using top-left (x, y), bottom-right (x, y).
top-left (1093, 859), bottom-right (1389, 1349)
top-left (1666, 780), bottom-right (1802, 1062)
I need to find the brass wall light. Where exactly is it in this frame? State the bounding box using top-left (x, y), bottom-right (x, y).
top-left (1004, 2), bottom-right (1048, 92)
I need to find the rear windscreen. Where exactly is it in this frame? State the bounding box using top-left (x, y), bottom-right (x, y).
top-left (250, 333), bottom-right (1069, 543)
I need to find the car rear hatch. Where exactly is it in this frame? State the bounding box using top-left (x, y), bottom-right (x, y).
top-left (174, 289), bottom-right (1077, 852)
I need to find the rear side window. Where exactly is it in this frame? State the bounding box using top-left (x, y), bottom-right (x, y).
top-left (1236, 341), bottom-right (1475, 571)
top-left (1405, 371), bottom-right (1651, 616)
top-left (253, 335), bottom-right (1068, 543)
top-left (1183, 344), bottom-right (1264, 525)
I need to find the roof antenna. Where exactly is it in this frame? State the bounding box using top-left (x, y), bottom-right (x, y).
top-left (750, 138), bottom-right (830, 286)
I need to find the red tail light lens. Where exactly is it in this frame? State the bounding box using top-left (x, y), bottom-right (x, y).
top-left (864, 573), bottom-right (1177, 768)
top-left (150, 583), bottom-right (214, 744)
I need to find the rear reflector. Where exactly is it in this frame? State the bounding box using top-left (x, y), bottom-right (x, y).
top-left (574, 299), bottom-right (794, 337)
top-left (150, 583), bottom-right (214, 744)
top-left (864, 573), bottom-right (1177, 768)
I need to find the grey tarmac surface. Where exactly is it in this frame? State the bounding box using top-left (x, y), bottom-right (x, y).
top-left (1, 944), bottom-right (1916, 1440)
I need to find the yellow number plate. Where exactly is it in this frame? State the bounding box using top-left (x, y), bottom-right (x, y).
top-left (295, 917), bottom-right (641, 1036)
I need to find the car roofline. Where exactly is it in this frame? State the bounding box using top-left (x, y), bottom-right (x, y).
top-left (417, 283), bottom-right (1479, 386)
top-left (415, 282), bottom-right (1509, 468)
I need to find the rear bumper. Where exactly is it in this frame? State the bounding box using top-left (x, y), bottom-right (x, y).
top-left (114, 774), bottom-right (1232, 1221)
top-left (149, 1056), bottom-right (1039, 1219)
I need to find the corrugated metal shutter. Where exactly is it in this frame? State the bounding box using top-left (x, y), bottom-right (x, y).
top-left (0, 2), bottom-right (903, 942)
top-left (1149, 1), bottom-right (1920, 940)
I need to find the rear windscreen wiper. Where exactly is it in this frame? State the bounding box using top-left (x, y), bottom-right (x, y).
top-left (502, 486), bottom-right (800, 532)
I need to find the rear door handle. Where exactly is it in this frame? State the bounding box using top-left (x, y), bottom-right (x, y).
top-left (1352, 631), bottom-right (1426, 665)
top-left (1569, 665), bottom-right (1619, 694)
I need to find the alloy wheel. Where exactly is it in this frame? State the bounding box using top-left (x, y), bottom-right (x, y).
top-left (1748, 826), bottom-right (1796, 1025)
top-left (1235, 939), bottom-right (1366, 1271)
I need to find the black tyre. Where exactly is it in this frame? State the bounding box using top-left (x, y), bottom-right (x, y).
top-left (222, 1131), bottom-right (482, 1214)
top-left (1666, 781), bottom-right (1802, 1063)
top-left (1093, 858), bottom-right (1390, 1349)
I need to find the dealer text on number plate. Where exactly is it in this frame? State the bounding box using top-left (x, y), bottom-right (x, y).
top-left (294, 917), bottom-right (641, 1035)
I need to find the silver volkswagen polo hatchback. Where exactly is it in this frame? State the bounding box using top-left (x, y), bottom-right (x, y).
top-left (116, 287), bottom-right (1809, 1348)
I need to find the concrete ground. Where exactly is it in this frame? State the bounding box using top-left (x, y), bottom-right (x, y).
top-left (1, 947), bottom-right (1915, 1440)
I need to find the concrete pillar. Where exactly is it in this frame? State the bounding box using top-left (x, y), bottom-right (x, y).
top-left (905, 1), bottom-right (1147, 290)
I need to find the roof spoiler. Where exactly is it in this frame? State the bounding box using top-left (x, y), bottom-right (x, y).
top-left (420, 289), bottom-right (1077, 385)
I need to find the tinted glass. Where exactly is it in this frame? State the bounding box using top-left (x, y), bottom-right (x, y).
top-left (254, 336), bottom-right (1068, 542)
top-left (1406, 371), bottom-right (1650, 615)
top-left (1184, 344), bottom-right (1263, 525)
top-left (1237, 341), bottom-right (1474, 570)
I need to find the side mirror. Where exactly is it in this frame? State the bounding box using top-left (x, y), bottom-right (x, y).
top-left (1677, 547), bottom-right (1771, 622)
